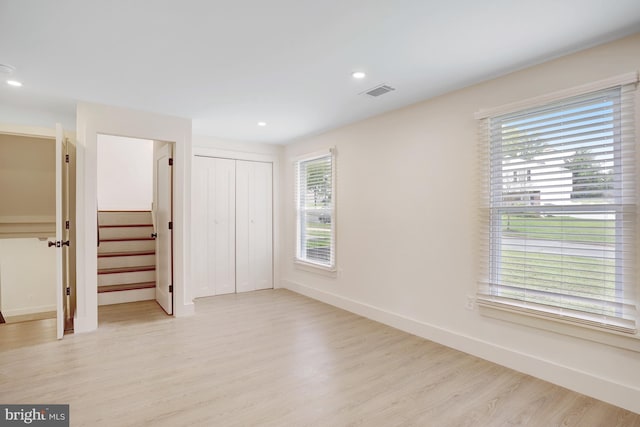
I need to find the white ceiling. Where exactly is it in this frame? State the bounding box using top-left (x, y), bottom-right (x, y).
top-left (1, 0), bottom-right (640, 144)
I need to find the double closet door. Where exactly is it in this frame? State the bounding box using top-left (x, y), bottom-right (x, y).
top-left (193, 157), bottom-right (273, 297)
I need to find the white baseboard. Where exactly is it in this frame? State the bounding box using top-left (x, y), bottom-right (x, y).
top-left (98, 288), bottom-right (155, 306)
top-left (73, 313), bottom-right (97, 334)
top-left (282, 279), bottom-right (640, 414)
top-left (1, 304), bottom-right (56, 317)
top-left (174, 302), bottom-right (195, 317)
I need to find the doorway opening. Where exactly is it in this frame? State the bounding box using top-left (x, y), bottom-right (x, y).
top-left (0, 132), bottom-right (59, 333)
top-left (96, 134), bottom-right (174, 317)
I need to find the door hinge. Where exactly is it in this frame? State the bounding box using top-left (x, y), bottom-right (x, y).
top-left (169, 285), bottom-right (173, 292)
top-left (66, 287), bottom-right (70, 296)
top-left (65, 220), bottom-right (70, 230)
top-left (168, 158), bottom-right (173, 166)
top-left (65, 154), bottom-right (70, 163)
top-left (168, 221), bottom-right (173, 230)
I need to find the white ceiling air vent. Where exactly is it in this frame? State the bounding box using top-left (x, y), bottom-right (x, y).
top-left (362, 84), bottom-right (396, 97)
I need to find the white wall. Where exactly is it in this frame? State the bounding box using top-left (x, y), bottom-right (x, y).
top-left (76, 103), bottom-right (193, 333)
top-left (0, 238), bottom-right (56, 316)
top-left (281, 33), bottom-right (640, 413)
top-left (192, 134), bottom-right (283, 157)
top-left (97, 135), bottom-right (153, 211)
top-left (0, 101), bottom-right (76, 134)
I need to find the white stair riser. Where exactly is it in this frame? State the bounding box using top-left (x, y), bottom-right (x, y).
top-left (98, 270), bottom-right (155, 286)
top-left (98, 254), bottom-right (156, 270)
top-left (100, 226), bottom-right (154, 240)
top-left (98, 211), bottom-right (152, 226)
top-left (98, 240), bottom-right (155, 253)
top-left (98, 288), bottom-right (155, 306)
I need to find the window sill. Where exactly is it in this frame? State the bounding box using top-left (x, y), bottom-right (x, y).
top-left (294, 260), bottom-right (337, 278)
top-left (478, 302), bottom-right (640, 353)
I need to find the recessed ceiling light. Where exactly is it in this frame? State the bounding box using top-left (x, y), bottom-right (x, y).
top-left (352, 71), bottom-right (366, 79)
top-left (257, 121), bottom-right (267, 127)
top-left (7, 80), bottom-right (22, 87)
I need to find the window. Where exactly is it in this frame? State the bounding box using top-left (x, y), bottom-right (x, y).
top-left (295, 149), bottom-right (336, 269)
top-left (478, 83), bottom-right (637, 334)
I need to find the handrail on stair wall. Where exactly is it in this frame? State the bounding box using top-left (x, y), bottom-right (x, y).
top-left (96, 204), bottom-right (100, 247)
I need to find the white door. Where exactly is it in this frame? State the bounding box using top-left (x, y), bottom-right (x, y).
top-left (154, 143), bottom-right (173, 314)
top-left (212, 158), bottom-right (236, 295)
top-left (236, 161), bottom-right (273, 293)
top-left (193, 157), bottom-right (273, 296)
top-left (193, 157), bottom-right (236, 297)
top-left (54, 124), bottom-right (65, 339)
top-left (192, 157), bottom-right (209, 296)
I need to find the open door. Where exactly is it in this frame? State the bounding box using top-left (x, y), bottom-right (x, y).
top-left (153, 143), bottom-right (173, 314)
top-left (52, 124), bottom-right (69, 339)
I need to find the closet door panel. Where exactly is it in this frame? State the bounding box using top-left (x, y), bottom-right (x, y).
top-left (235, 161), bottom-right (251, 293)
top-left (212, 158), bottom-right (236, 295)
top-left (236, 161), bottom-right (273, 293)
top-left (252, 161), bottom-right (273, 290)
top-left (192, 157), bottom-right (212, 297)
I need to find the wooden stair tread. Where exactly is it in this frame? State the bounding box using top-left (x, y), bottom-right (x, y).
top-left (99, 237), bottom-right (155, 242)
top-left (98, 250), bottom-right (156, 258)
top-left (98, 265), bottom-right (156, 275)
top-left (97, 282), bottom-right (156, 293)
top-left (99, 224), bottom-right (153, 228)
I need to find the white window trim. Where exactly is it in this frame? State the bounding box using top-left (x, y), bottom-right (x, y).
top-left (294, 147), bottom-right (337, 273)
top-left (475, 71), bottom-right (638, 119)
top-left (475, 72), bottom-right (640, 350)
top-left (294, 259), bottom-right (338, 276)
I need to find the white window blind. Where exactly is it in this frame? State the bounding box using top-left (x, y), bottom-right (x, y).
top-left (478, 83), bottom-right (637, 334)
top-left (295, 150), bottom-right (335, 269)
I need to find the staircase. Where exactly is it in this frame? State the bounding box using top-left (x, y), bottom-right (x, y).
top-left (97, 211), bottom-right (156, 306)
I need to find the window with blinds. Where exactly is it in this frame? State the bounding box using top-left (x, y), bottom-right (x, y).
top-left (295, 150), bottom-right (335, 269)
top-left (478, 84), bottom-right (637, 333)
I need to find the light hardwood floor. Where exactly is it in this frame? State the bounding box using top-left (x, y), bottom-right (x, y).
top-left (1, 289), bottom-right (638, 426)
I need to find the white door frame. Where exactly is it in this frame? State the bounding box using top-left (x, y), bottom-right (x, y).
top-left (54, 124), bottom-right (64, 339)
top-left (0, 123), bottom-right (65, 336)
top-left (75, 102), bottom-right (193, 333)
